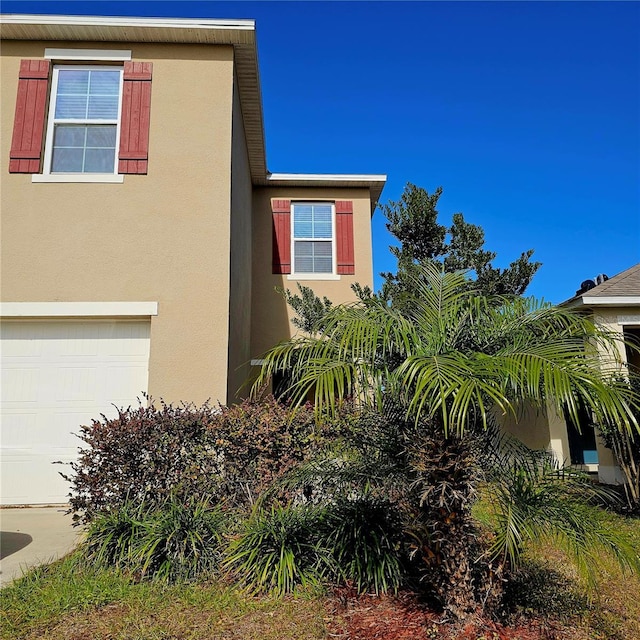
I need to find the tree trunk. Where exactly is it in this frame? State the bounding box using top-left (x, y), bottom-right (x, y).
top-left (406, 431), bottom-right (487, 619)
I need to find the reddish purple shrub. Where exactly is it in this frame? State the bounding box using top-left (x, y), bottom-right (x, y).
top-left (63, 396), bottom-right (318, 524)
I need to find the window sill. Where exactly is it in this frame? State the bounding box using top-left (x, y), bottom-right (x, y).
top-left (32, 174), bottom-right (124, 183)
top-left (287, 274), bottom-right (341, 281)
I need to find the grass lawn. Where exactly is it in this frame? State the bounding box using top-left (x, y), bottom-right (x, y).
top-left (2, 510), bottom-right (639, 640)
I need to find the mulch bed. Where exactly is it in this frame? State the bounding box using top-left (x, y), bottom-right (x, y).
top-left (324, 587), bottom-right (568, 640)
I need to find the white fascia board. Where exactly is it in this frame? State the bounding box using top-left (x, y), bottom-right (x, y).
top-left (1, 14), bottom-right (255, 31)
top-left (0, 302), bottom-right (159, 317)
top-left (580, 296), bottom-right (640, 306)
top-left (268, 173), bottom-right (387, 183)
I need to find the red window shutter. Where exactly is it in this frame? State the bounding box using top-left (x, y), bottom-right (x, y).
top-left (272, 199), bottom-right (291, 274)
top-left (336, 200), bottom-right (355, 275)
top-left (9, 60), bottom-right (50, 174)
top-left (118, 61), bottom-right (153, 175)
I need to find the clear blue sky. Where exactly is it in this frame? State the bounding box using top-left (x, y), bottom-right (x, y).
top-left (4, 1), bottom-right (639, 302)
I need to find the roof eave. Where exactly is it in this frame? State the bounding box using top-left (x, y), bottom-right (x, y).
top-left (562, 295), bottom-right (640, 310)
top-left (265, 173), bottom-right (387, 212)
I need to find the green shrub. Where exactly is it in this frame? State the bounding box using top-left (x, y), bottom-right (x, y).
top-left (226, 504), bottom-right (328, 595)
top-left (83, 498), bottom-right (225, 582)
top-left (319, 494), bottom-right (404, 594)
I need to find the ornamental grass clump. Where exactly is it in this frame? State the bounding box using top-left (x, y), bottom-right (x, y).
top-left (319, 494), bottom-right (404, 595)
top-left (83, 497), bottom-right (226, 583)
top-left (225, 504), bottom-right (329, 596)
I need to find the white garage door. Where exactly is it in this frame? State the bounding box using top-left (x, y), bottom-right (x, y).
top-left (1, 320), bottom-right (151, 505)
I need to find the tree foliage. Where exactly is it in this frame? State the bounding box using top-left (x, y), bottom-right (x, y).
top-left (279, 284), bottom-right (333, 334)
top-left (255, 265), bottom-right (640, 616)
top-left (380, 183), bottom-right (541, 301)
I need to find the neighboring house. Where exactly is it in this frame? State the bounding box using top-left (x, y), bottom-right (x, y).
top-left (501, 263), bottom-right (640, 484)
top-left (0, 14), bottom-right (386, 504)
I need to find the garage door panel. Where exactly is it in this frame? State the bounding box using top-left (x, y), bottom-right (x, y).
top-left (1, 412), bottom-right (38, 448)
top-left (1, 366), bottom-right (40, 402)
top-left (0, 323), bottom-right (45, 356)
top-left (56, 367), bottom-right (99, 402)
top-left (1, 455), bottom-right (74, 504)
top-left (104, 323), bottom-right (151, 356)
top-left (1, 320), bottom-right (150, 504)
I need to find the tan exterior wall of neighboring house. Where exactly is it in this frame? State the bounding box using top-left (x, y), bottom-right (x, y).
top-left (498, 305), bottom-right (640, 483)
top-left (250, 187), bottom-right (374, 359)
top-left (593, 306), bottom-right (640, 370)
top-left (592, 306), bottom-right (640, 483)
top-left (498, 402), bottom-right (571, 465)
top-left (227, 70), bottom-right (254, 401)
top-left (1, 40), bottom-right (236, 405)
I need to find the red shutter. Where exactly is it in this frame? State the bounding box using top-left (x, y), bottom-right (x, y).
top-left (336, 200), bottom-right (355, 275)
top-left (9, 60), bottom-right (50, 174)
top-left (272, 199), bottom-right (291, 274)
top-left (118, 61), bottom-right (153, 174)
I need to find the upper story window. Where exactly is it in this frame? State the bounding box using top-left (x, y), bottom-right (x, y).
top-left (292, 203), bottom-right (334, 274)
top-left (271, 199), bottom-right (355, 278)
top-left (9, 55), bottom-right (153, 181)
top-left (44, 66), bottom-right (123, 174)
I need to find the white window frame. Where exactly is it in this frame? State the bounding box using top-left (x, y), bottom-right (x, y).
top-left (37, 64), bottom-right (124, 183)
top-left (288, 202), bottom-right (340, 281)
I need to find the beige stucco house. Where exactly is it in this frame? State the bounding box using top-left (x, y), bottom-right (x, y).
top-left (501, 264), bottom-right (640, 485)
top-left (0, 14), bottom-right (386, 504)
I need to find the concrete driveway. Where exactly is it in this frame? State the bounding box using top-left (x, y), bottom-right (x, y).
top-left (0, 507), bottom-right (82, 587)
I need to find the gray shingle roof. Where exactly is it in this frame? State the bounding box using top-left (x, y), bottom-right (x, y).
top-left (583, 263), bottom-right (640, 298)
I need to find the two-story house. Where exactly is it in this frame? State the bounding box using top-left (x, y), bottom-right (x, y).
top-left (0, 14), bottom-right (386, 504)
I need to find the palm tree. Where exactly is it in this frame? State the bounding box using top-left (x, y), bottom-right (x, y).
top-left (253, 265), bottom-right (639, 616)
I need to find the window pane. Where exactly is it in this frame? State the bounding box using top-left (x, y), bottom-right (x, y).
top-left (84, 148), bottom-right (116, 173)
top-left (51, 147), bottom-right (84, 172)
top-left (53, 124), bottom-right (86, 147)
top-left (55, 69), bottom-right (120, 120)
top-left (293, 205), bottom-right (313, 238)
top-left (294, 241), bottom-right (333, 273)
top-left (293, 203), bottom-right (333, 239)
top-left (314, 243), bottom-right (332, 257)
top-left (88, 95), bottom-right (120, 119)
top-left (313, 205), bottom-right (332, 239)
top-left (313, 221), bottom-right (332, 239)
top-left (51, 125), bottom-right (116, 173)
top-left (314, 242), bottom-right (333, 273)
top-left (55, 94), bottom-right (88, 119)
top-left (295, 241), bottom-right (313, 257)
top-left (314, 257), bottom-right (333, 273)
top-left (85, 126), bottom-right (117, 147)
top-left (57, 70), bottom-right (89, 95)
top-left (89, 70), bottom-right (120, 95)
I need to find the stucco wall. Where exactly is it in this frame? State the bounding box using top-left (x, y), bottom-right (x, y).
top-left (497, 402), bottom-right (571, 464)
top-left (250, 187), bottom-right (374, 359)
top-left (591, 306), bottom-right (640, 482)
top-left (227, 70), bottom-right (253, 401)
top-left (1, 40), bottom-right (235, 405)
